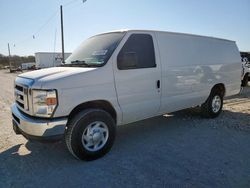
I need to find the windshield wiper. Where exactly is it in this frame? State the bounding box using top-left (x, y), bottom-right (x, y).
top-left (60, 60), bottom-right (91, 67)
top-left (71, 60), bottom-right (90, 66)
top-left (60, 60), bottom-right (103, 67)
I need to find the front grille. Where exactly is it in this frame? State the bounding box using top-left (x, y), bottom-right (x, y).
top-left (15, 83), bottom-right (29, 112)
top-left (16, 100), bottom-right (24, 108)
top-left (15, 85), bottom-right (23, 92)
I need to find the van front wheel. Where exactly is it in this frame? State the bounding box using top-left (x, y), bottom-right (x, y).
top-left (201, 90), bottom-right (223, 118)
top-left (65, 109), bottom-right (116, 161)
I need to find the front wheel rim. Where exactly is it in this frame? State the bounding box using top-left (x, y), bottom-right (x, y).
top-left (81, 121), bottom-right (109, 152)
top-left (212, 95), bottom-right (221, 113)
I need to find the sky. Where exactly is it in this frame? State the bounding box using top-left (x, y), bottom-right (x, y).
top-left (0, 0), bottom-right (249, 56)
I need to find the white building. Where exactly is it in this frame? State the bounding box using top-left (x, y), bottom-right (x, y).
top-left (35, 52), bottom-right (71, 68)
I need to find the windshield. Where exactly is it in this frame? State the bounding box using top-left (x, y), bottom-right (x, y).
top-left (64, 32), bottom-right (125, 67)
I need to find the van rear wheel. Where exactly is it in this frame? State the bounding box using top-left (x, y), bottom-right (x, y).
top-left (65, 109), bottom-right (116, 161)
top-left (201, 90), bottom-right (223, 118)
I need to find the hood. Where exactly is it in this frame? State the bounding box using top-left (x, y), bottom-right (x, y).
top-left (19, 67), bottom-right (96, 80)
top-left (18, 67), bottom-right (97, 88)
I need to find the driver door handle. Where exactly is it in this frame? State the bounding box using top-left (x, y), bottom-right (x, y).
top-left (157, 80), bottom-right (160, 89)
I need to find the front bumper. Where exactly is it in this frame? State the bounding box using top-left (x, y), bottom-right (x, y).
top-left (11, 103), bottom-right (68, 140)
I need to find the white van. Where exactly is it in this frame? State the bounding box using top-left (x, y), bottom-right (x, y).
top-left (11, 30), bottom-right (241, 160)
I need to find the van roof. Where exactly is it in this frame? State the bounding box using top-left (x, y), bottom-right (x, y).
top-left (101, 29), bottom-right (235, 43)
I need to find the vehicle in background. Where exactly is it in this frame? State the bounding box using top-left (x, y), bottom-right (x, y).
top-left (21, 62), bottom-right (36, 70)
top-left (35, 52), bottom-right (71, 69)
top-left (4, 66), bottom-right (10, 69)
top-left (11, 29), bottom-right (242, 161)
top-left (9, 66), bottom-right (22, 73)
top-left (241, 57), bottom-right (250, 87)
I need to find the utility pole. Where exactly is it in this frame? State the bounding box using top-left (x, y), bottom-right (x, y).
top-left (59, 1), bottom-right (87, 64)
top-left (8, 43), bottom-right (12, 71)
top-left (60, 5), bottom-right (65, 63)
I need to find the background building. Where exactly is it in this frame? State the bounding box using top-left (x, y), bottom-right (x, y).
top-left (35, 52), bottom-right (71, 68)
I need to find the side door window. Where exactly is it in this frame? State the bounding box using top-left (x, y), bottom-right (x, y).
top-left (117, 34), bottom-right (156, 69)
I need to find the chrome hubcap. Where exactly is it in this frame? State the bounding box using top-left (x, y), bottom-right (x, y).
top-left (81, 121), bottom-right (109, 152)
top-left (212, 95), bottom-right (221, 113)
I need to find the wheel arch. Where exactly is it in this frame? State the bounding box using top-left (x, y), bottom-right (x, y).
top-left (210, 83), bottom-right (226, 97)
top-left (68, 100), bottom-right (117, 124)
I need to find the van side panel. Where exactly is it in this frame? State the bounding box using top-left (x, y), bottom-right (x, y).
top-left (155, 31), bottom-right (241, 114)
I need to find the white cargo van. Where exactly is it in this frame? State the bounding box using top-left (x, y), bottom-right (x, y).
top-left (11, 30), bottom-right (241, 160)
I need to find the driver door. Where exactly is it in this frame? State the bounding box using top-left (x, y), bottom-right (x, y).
top-left (113, 32), bottom-right (161, 124)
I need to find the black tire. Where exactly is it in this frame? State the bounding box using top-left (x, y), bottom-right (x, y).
top-left (65, 109), bottom-right (116, 161)
top-left (201, 89), bottom-right (223, 118)
top-left (241, 74), bottom-right (248, 87)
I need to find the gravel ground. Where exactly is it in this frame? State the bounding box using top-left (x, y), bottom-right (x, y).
top-left (0, 69), bottom-right (250, 188)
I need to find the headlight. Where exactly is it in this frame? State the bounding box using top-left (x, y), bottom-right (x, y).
top-left (32, 89), bottom-right (58, 117)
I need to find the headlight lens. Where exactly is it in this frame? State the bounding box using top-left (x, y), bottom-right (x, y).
top-left (32, 89), bottom-right (57, 117)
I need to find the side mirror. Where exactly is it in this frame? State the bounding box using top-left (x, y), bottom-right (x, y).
top-left (118, 52), bottom-right (138, 69)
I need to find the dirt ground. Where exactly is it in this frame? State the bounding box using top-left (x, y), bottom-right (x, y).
top-left (0, 69), bottom-right (250, 188)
